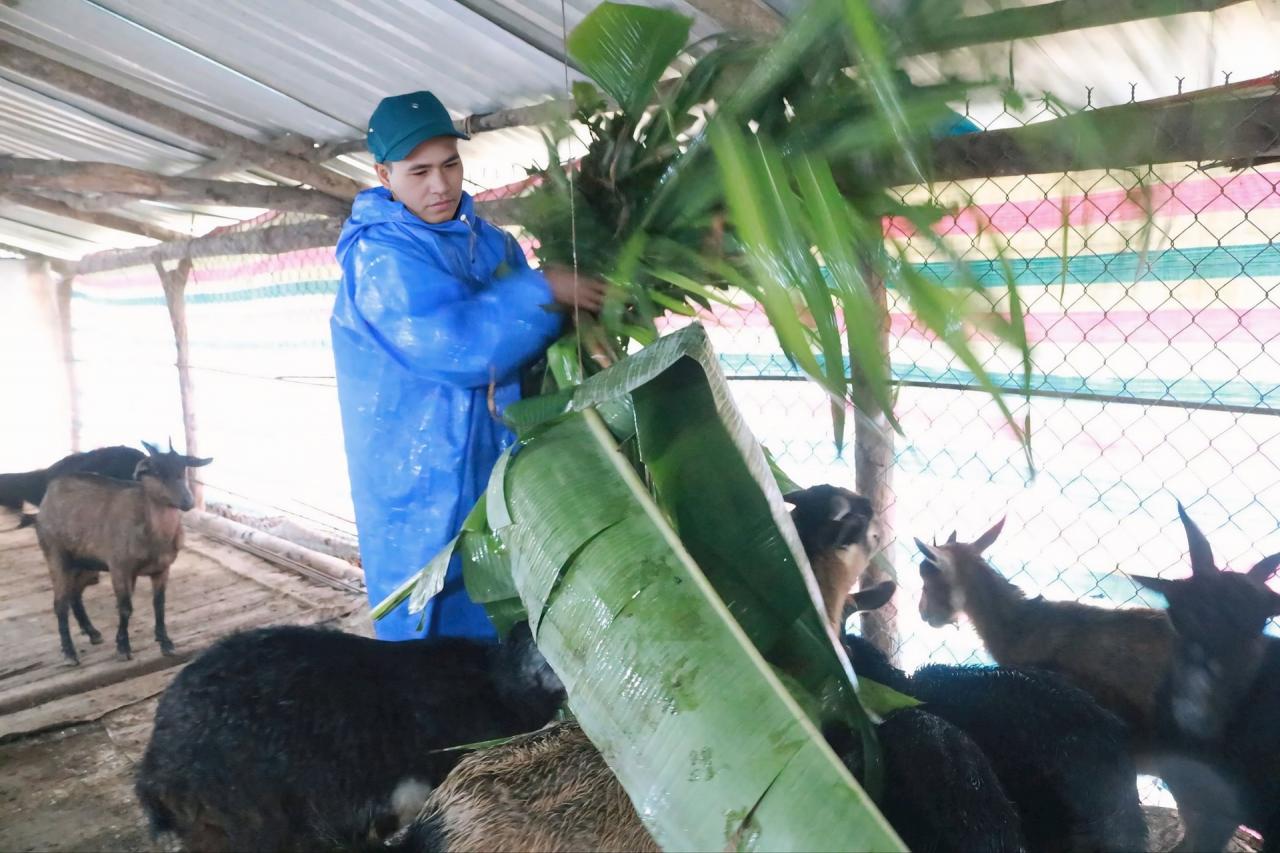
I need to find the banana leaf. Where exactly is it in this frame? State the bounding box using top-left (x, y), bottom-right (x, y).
top-left (485, 324), bottom-right (905, 851)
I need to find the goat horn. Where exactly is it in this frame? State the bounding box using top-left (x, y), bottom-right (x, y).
top-left (1248, 552), bottom-right (1280, 583)
top-left (168, 437), bottom-right (176, 454)
top-left (1176, 502), bottom-right (1217, 577)
top-left (915, 537), bottom-right (936, 558)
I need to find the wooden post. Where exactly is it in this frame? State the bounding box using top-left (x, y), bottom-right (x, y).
top-left (52, 271), bottom-right (81, 452)
top-left (852, 265), bottom-right (900, 662)
top-left (154, 256), bottom-right (203, 509)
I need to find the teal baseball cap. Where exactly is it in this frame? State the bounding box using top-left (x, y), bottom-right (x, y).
top-left (366, 91), bottom-right (469, 163)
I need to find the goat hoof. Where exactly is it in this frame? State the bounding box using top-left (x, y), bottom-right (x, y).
top-left (88, 632), bottom-right (104, 645)
top-left (159, 642), bottom-right (177, 657)
top-left (62, 654), bottom-right (80, 667)
top-left (115, 649), bottom-right (132, 662)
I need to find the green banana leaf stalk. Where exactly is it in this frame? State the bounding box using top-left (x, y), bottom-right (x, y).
top-left (377, 324), bottom-right (917, 850)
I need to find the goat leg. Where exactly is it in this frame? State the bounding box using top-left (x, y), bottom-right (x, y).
top-left (71, 570), bottom-right (103, 644)
top-left (45, 548), bottom-right (80, 664)
top-left (70, 594), bottom-right (103, 645)
top-left (151, 570), bottom-right (175, 656)
top-left (111, 568), bottom-right (134, 662)
top-left (53, 595), bottom-right (80, 665)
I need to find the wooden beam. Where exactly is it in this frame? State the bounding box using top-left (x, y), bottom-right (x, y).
top-left (853, 265), bottom-right (898, 664)
top-left (915, 0), bottom-right (1248, 54)
top-left (75, 219), bottom-right (343, 274)
top-left (1, 191), bottom-right (186, 242)
top-left (72, 192), bottom-right (515, 275)
top-left (0, 43), bottom-right (365, 200)
top-left (155, 256), bottom-right (205, 509)
top-left (0, 159), bottom-right (351, 217)
top-left (913, 90), bottom-right (1280, 183)
top-left (52, 271), bottom-right (82, 452)
top-left (684, 0), bottom-right (782, 35)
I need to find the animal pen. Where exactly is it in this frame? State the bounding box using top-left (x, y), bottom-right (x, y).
top-left (2, 0), bottom-right (1280, 848)
top-left (50, 77), bottom-right (1280, 672)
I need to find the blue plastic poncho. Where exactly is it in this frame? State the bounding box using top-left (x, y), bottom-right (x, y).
top-left (332, 188), bottom-right (562, 641)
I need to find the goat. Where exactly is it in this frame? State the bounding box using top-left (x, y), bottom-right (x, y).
top-left (394, 485), bottom-right (1025, 853)
top-left (135, 621), bottom-right (565, 852)
top-left (35, 441), bottom-right (211, 664)
top-left (914, 519), bottom-right (1175, 733)
top-left (395, 721), bottom-right (659, 853)
top-left (0, 445), bottom-right (145, 527)
top-left (844, 587), bottom-right (1147, 852)
top-left (785, 484), bottom-right (881, 631)
top-left (1130, 504), bottom-right (1280, 852)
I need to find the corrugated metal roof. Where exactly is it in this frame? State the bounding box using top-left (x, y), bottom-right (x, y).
top-left (0, 0), bottom-right (1276, 258)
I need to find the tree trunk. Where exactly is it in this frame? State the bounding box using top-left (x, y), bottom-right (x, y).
top-left (852, 265), bottom-right (899, 663)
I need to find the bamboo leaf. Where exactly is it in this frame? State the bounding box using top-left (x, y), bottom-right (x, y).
top-left (567, 2), bottom-right (693, 116)
top-left (709, 122), bottom-right (828, 388)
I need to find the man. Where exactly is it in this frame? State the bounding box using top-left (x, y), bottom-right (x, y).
top-left (331, 91), bottom-right (605, 641)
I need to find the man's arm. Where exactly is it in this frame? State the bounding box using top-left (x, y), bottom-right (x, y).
top-left (345, 233), bottom-right (563, 388)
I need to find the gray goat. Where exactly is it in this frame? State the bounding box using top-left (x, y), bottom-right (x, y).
top-left (36, 440), bottom-right (212, 664)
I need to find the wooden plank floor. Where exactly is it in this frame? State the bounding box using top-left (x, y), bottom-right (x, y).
top-left (0, 521), bottom-right (369, 851)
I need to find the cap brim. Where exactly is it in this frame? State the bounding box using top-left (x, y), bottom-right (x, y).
top-left (378, 124), bottom-right (470, 162)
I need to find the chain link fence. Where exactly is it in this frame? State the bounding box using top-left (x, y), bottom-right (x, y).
top-left (66, 85), bottom-right (1280, 689)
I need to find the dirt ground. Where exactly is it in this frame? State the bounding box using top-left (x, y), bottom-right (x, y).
top-left (0, 522), bottom-right (369, 852)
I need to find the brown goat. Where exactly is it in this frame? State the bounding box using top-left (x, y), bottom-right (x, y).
top-left (785, 484), bottom-right (883, 632)
top-left (36, 441), bottom-right (212, 664)
top-left (914, 519), bottom-right (1175, 732)
top-left (398, 722), bottom-right (659, 853)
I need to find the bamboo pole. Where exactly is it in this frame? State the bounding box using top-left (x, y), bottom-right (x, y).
top-left (0, 43), bottom-right (363, 201)
top-left (0, 158), bottom-right (351, 217)
top-left (853, 264), bottom-right (899, 662)
top-left (184, 509), bottom-right (365, 589)
top-left (154, 257), bottom-right (203, 509)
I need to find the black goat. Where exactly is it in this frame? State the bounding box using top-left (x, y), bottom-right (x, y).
top-left (36, 441), bottom-right (210, 663)
top-left (0, 445), bottom-right (145, 527)
top-left (843, 615), bottom-right (1147, 852)
top-left (1131, 504), bottom-right (1280, 852)
top-left (135, 622), bottom-right (565, 851)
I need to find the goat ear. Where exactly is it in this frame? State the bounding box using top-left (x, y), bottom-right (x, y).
top-left (1177, 502), bottom-right (1217, 577)
top-left (184, 456), bottom-right (214, 468)
top-left (1131, 574), bottom-right (1181, 600)
top-left (849, 580), bottom-right (897, 613)
top-left (1247, 552), bottom-right (1280, 583)
top-left (972, 517), bottom-right (1006, 553)
top-left (1266, 590), bottom-right (1280, 618)
top-left (141, 441), bottom-right (160, 457)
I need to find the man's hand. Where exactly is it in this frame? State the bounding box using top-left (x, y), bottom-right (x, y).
top-left (543, 266), bottom-right (608, 314)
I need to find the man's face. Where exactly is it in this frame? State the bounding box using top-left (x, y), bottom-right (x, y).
top-left (375, 136), bottom-right (464, 224)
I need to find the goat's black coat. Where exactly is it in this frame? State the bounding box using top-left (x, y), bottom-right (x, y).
top-left (846, 635), bottom-right (1148, 853)
top-left (834, 708), bottom-right (1027, 853)
top-left (0, 445), bottom-right (144, 513)
top-left (1154, 632), bottom-right (1280, 852)
top-left (135, 623), bottom-right (564, 851)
